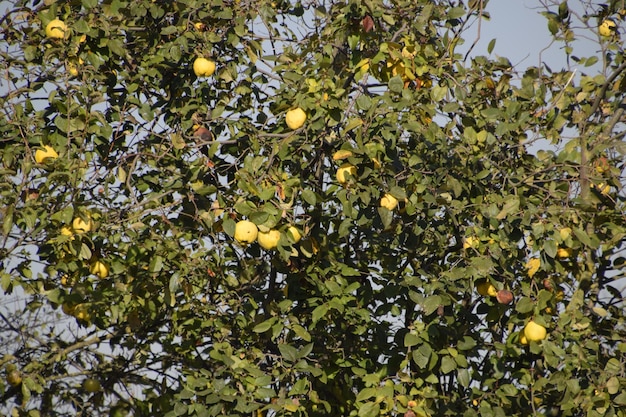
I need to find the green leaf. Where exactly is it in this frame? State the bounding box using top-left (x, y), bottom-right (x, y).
top-left (291, 324), bottom-right (312, 342)
top-left (422, 295), bottom-right (441, 315)
top-left (149, 255), bottom-right (164, 273)
top-left (356, 95), bottom-right (371, 110)
top-left (278, 344), bottom-right (298, 363)
top-left (21, 382), bottom-right (31, 404)
top-left (495, 197), bottom-right (519, 220)
top-left (606, 376), bottom-right (619, 395)
top-left (614, 391), bottom-right (626, 405)
top-left (171, 133), bottom-right (186, 150)
top-left (343, 118), bottom-right (363, 133)
top-left (288, 378), bottom-right (308, 396)
top-left (548, 18), bottom-right (559, 35)
top-left (440, 356), bottom-right (457, 374)
top-left (431, 85), bottom-right (447, 101)
top-left (412, 344), bottom-right (432, 369)
top-left (481, 108), bottom-right (501, 121)
top-left (74, 18), bottom-right (92, 33)
top-left (404, 332), bottom-right (420, 348)
top-left (358, 402), bottom-right (380, 417)
top-left (457, 368), bottom-right (470, 387)
top-left (389, 186), bottom-right (407, 200)
top-left (544, 240), bottom-right (557, 258)
top-left (457, 336), bottom-right (477, 351)
top-left (45, 288), bottom-right (62, 304)
top-left (301, 189), bottom-right (317, 205)
top-left (604, 358), bottom-right (621, 374)
top-left (311, 303), bottom-right (329, 324)
top-left (79, 243), bottom-right (92, 260)
top-left (81, 0), bottom-right (98, 9)
top-left (515, 297), bottom-right (534, 314)
top-left (108, 39), bottom-right (127, 57)
top-left (584, 56), bottom-right (598, 67)
top-left (55, 116), bottom-right (69, 133)
top-left (0, 272), bottom-right (11, 292)
top-left (222, 217), bottom-right (236, 237)
top-left (447, 7), bottom-right (465, 19)
top-left (573, 227), bottom-right (598, 249)
top-left (253, 318), bottom-right (276, 333)
top-left (3, 206), bottom-right (13, 236)
top-left (173, 402), bottom-right (188, 416)
top-left (249, 211), bottom-right (269, 225)
top-left (356, 387), bottom-right (377, 402)
top-left (378, 207), bottom-right (393, 229)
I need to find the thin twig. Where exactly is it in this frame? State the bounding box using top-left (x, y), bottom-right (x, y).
top-left (463, 0), bottom-right (485, 62)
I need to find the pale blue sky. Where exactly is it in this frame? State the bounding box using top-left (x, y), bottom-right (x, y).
top-left (472, 1), bottom-right (600, 73)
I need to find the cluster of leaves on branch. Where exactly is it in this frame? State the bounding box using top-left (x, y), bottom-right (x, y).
top-left (1, 0), bottom-right (625, 416)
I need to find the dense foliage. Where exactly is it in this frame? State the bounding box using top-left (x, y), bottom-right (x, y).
top-left (1, 1), bottom-right (625, 416)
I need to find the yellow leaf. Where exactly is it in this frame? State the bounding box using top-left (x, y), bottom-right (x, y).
top-left (526, 258), bottom-right (540, 278)
top-left (332, 149), bottom-right (354, 160)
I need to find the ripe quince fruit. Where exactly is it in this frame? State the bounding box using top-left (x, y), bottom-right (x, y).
top-left (336, 163), bottom-right (357, 184)
top-left (234, 220), bottom-right (258, 244)
top-left (72, 215), bottom-right (94, 234)
top-left (599, 19), bottom-right (617, 37)
top-left (90, 259), bottom-right (110, 279)
top-left (556, 247), bottom-right (573, 259)
top-left (46, 18), bottom-right (67, 39)
top-left (73, 304), bottom-right (91, 322)
top-left (62, 303), bottom-right (75, 315)
top-left (519, 331), bottom-right (528, 345)
top-left (287, 226), bottom-right (302, 243)
top-left (286, 108), bottom-right (306, 130)
top-left (35, 145), bottom-right (58, 163)
top-left (496, 289), bottom-right (514, 305)
top-left (476, 280), bottom-right (497, 297)
top-left (258, 229), bottom-right (281, 250)
top-left (523, 320), bottom-right (547, 342)
top-left (193, 57), bottom-right (216, 77)
top-left (380, 193), bottom-right (398, 210)
top-left (7, 369), bottom-right (22, 387)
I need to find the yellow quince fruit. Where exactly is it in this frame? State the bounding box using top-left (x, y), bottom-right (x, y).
top-left (599, 18), bottom-right (617, 37)
top-left (380, 193), bottom-right (398, 210)
top-left (287, 226), bottom-right (302, 243)
top-left (258, 229), bottom-right (281, 250)
top-left (35, 145), bottom-right (58, 163)
top-left (72, 215), bottom-right (94, 234)
top-left (46, 18), bottom-right (67, 39)
top-left (90, 259), bottom-right (110, 279)
top-left (336, 163), bottom-right (357, 184)
top-left (523, 320), bottom-right (547, 342)
top-left (476, 280), bottom-right (497, 297)
top-left (285, 108), bottom-right (306, 130)
top-left (193, 57), bottom-right (216, 77)
top-left (234, 220), bottom-right (258, 244)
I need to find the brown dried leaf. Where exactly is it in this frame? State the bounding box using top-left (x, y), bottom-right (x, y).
top-left (362, 15), bottom-right (374, 33)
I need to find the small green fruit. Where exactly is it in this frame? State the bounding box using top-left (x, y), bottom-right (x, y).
top-left (82, 377), bottom-right (101, 392)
